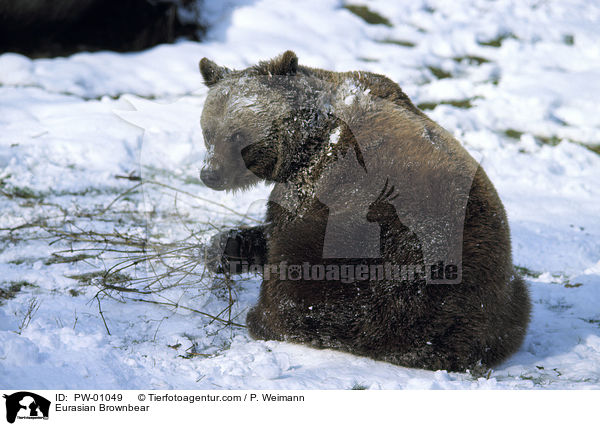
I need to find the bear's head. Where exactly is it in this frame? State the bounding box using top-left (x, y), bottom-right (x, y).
top-left (199, 51), bottom-right (337, 191)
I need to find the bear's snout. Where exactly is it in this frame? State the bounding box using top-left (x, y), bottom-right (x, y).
top-left (200, 166), bottom-right (226, 190)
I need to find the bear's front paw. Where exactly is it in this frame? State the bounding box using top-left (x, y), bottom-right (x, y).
top-left (203, 229), bottom-right (244, 273)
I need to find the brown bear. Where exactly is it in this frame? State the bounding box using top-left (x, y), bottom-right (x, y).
top-left (199, 51), bottom-right (530, 372)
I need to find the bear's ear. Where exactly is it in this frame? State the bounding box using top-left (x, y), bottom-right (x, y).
top-left (262, 50), bottom-right (298, 76)
top-left (199, 58), bottom-right (230, 86)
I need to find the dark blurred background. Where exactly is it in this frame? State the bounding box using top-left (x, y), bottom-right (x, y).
top-left (0, 0), bottom-right (205, 57)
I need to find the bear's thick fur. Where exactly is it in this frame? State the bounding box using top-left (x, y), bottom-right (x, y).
top-left (199, 51), bottom-right (530, 372)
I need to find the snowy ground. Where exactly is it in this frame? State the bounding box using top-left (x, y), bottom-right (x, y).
top-left (1, 0), bottom-right (599, 389)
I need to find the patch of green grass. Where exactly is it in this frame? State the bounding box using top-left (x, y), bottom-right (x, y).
top-left (351, 383), bottom-right (368, 390)
top-left (55, 187), bottom-right (104, 197)
top-left (10, 186), bottom-right (40, 199)
top-left (582, 144), bottom-right (600, 156)
top-left (452, 55), bottom-right (490, 65)
top-left (427, 66), bottom-right (453, 79)
top-left (445, 99), bottom-right (476, 108)
top-left (69, 288), bottom-right (82, 297)
top-left (358, 57), bottom-right (379, 63)
top-left (378, 38), bottom-right (416, 48)
top-left (504, 129), bottom-right (524, 140)
top-left (515, 265), bottom-right (542, 278)
top-left (66, 271), bottom-right (131, 286)
top-left (0, 177), bottom-right (43, 200)
top-left (485, 76), bottom-right (500, 85)
top-left (343, 4), bottom-right (392, 27)
top-left (538, 136), bottom-right (600, 156)
top-left (0, 174), bottom-right (12, 189)
top-left (563, 34), bottom-right (575, 46)
top-left (478, 33), bottom-right (517, 47)
top-left (536, 135), bottom-right (561, 146)
top-left (417, 98), bottom-right (476, 110)
top-left (9, 258), bottom-right (32, 265)
top-left (505, 132), bottom-right (600, 157)
top-left (564, 282), bottom-right (583, 288)
top-left (0, 280), bottom-right (35, 301)
top-left (179, 351), bottom-right (211, 359)
top-left (44, 253), bottom-right (97, 265)
top-left (416, 102), bottom-right (438, 110)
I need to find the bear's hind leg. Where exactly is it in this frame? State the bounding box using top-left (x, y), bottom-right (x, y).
top-left (246, 305), bottom-right (283, 341)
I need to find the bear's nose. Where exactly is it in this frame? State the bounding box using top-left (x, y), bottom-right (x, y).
top-left (200, 167), bottom-right (225, 190)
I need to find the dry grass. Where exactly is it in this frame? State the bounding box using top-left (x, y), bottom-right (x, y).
top-left (1, 173), bottom-right (258, 332)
